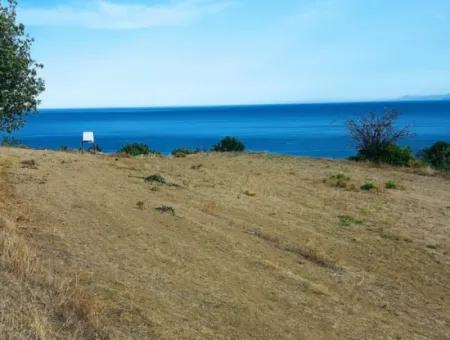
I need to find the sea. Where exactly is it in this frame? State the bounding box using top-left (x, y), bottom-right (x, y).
top-left (6, 101), bottom-right (450, 158)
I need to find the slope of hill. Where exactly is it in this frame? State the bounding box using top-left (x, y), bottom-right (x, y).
top-left (0, 147), bottom-right (449, 339)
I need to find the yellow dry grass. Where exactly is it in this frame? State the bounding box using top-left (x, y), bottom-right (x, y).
top-left (0, 147), bottom-right (449, 339)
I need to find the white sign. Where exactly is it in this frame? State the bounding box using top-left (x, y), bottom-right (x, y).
top-left (82, 132), bottom-right (94, 143)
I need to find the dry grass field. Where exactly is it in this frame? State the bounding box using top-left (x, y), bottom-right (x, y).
top-left (0, 147), bottom-right (449, 339)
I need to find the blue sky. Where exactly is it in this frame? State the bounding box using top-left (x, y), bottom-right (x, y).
top-left (16, 0), bottom-right (450, 108)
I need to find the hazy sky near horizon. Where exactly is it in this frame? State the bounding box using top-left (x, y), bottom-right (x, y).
top-left (16, 0), bottom-right (450, 108)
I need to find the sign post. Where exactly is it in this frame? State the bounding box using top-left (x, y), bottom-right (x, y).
top-left (81, 132), bottom-right (95, 153)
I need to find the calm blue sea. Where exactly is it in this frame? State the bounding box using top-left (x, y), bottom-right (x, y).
top-left (6, 101), bottom-right (450, 158)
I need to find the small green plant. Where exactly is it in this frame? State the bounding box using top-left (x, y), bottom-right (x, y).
top-left (118, 143), bottom-right (160, 156)
top-left (155, 205), bottom-right (175, 216)
top-left (171, 148), bottom-right (200, 158)
top-left (136, 201), bottom-right (145, 210)
top-left (212, 136), bottom-right (245, 152)
top-left (1, 136), bottom-right (27, 148)
top-left (338, 215), bottom-right (363, 226)
top-left (326, 173), bottom-right (351, 188)
top-left (385, 180), bottom-right (397, 189)
top-left (361, 181), bottom-right (376, 191)
top-left (418, 141), bottom-right (450, 171)
top-left (144, 174), bottom-right (166, 184)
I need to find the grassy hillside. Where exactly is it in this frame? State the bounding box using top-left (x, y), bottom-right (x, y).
top-left (0, 147), bottom-right (449, 339)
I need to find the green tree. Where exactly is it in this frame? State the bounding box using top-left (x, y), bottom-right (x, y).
top-left (0, 0), bottom-right (44, 133)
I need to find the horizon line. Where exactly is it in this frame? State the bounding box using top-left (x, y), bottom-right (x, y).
top-left (38, 97), bottom-right (450, 111)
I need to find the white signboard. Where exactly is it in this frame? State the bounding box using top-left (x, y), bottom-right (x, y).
top-left (82, 132), bottom-right (94, 143)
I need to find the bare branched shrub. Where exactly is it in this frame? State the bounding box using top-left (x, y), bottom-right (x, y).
top-left (347, 110), bottom-right (412, 160)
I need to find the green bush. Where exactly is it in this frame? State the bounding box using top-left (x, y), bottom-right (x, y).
top-left (350, 144), bottom-right (414, 166)
top-left (212, 136), bottom-right (245, 152)
top-left (361, 181), bottom-right (376, 191)
top-left (385, 180), bottom-right (397, 189)
top-left (118, 143), bottom-right (159, 156)
top-left (377, 144), bottom-right (414, 166)
top-left (418, 141), bottom-right (450, 171)
top-left (171, 148), bottom-right (200, 158)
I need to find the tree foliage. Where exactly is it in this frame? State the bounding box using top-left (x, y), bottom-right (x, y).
top-left (118, 143), bottom-right (160, 156)
top-left (0, 0), bottom-right (44, 133)
top-left (419, 141), bottom-right (450, 171)
top-left (347, 110), bottom-right (412, 161)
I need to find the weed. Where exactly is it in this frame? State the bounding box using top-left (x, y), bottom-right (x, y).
top-left (136, 201), bottom-right (145, 210)
top-left (326, 173), bottom-right (351, 188)
top-left (172, 148), bottom-right (201, 158)
top-left (191, 164), bottom-right (203, 170)
top-left (385, 180), bottom-right (397, 189)
top-left (338, 215), bottom-right (363, 226)
top-left (155, 205), bottom-right (176, 216)
top-left (361, 181), bottom-right (376, 191)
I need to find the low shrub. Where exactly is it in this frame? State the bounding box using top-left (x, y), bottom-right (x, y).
top-left (385, 180), bottom-right (397, 189)
top-left (418, 141), bottom-right (450, 171)
top-left (350, 144), bottom-right (415, 167)
top-left (338, 215), bottom-right (363, 226)
top-left (212, 136), bottom-right (245, 152)
top-left (377, 144), bottom-right (415, 166)
top-left (171, 148), bottom-right (200, 158)
top-left (118, 143), bottom-right (159, 156)
top-left (325, 173), bottom-right (351, 188)
top-left (347, 110), bottom-right (412, 161)
top-left (361, 181), bottom-right (376, 191)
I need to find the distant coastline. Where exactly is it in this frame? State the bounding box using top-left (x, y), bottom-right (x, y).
top-left (37, 97), bottom-right (450, 111)
top-left (399, 93), bottom-right (450, 102)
